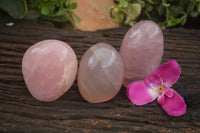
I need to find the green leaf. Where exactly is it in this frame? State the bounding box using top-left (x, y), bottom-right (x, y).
top-left (128, 21), bottom-right (136, 26)
top-left (180, 14), bottom-right (187, 26)
top-left (170, 6), bottom-right (185, 17)
top-left (122, 1), bottom-right (128, 8)
top-left (146, 0), bottom-right (155, 5)
top-left (162, 1), bottom-right (170, 7)
top-left (66, 0), bottom-right (71, 7)
top-left (53, 8), bottom-right (66, 17)
top-left (146, 4), bottom-right (154, 12)
top-left (41, 7), bottom-right (50, 15)
top-left (180, 0), bottom-right (190, 8)
top-left (158, 5), bottom-right (165, 16)
top-left (114, 7), bottom-right (119, 12)
top-left (24, 8), bottom-right (41, 19)
top-left (38, 20), bottom-right (54, 27)
top-left (144, 10), bottom-right (152, 20)
top-left (0, 0), bottom-right (27, 18)
top-left (167, 18), bottom-right (181, 27)
top-left (71, 11), bottom-right (81, 23)
top-left (125, 3), bottom-right (141, 24)
top-left (190, 11), bottom-right (199, 17)
top-left (114, 13), bottom-right (123, 23)
top-left (118, 4), bottom-right (122, 9)
top-left (41, 15), bottom-right (69, 22)
top-left (198, 3), bottom-right (200, 13)
top-left (65, 12), bottom-right (75, 26)
top-left (107, 6), bottom-right (115, 18)
top-left (70, 2), bottom-right (77, 10)
top-left (187, 2), bottom-right (195, 12)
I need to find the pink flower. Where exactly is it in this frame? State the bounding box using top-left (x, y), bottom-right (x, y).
top-left (126, 60), bottom-right (187, 116)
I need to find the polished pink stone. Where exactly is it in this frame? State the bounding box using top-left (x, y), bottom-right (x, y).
top-left (78, 43), bottom-right (124, 103)
top-left (120, 20), bottom-right (164, 87)
top-left (22, 40), bottom-right (78, 102)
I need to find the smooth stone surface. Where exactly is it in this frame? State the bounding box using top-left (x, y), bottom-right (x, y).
top-left (68, 0), bottom-right (119, 31)
top-left (78, 43), bottom-right (124, 103)
top-left (22, 40), bottom-right (78, 102)
top-left (120, 20), bottom-right (164, 87)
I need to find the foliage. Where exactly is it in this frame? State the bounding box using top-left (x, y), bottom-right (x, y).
top-left (108, 0), bottom-right (141, 26)
top-left (109, 0), bottom-right (200, 29)
top-left (0, 0), bottom-right (199, 29)
top-left (0, 0), bottom-right (80, 26)
top-left (0, 0), bottom-right (27, 18)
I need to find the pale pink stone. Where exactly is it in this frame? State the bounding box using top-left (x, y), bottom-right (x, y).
top-left (120, 20), bottom-right (164, 87)
top-left (78, 43), bottom-right (124, 103)
top-left (22, 40), bottom-right (78, 102)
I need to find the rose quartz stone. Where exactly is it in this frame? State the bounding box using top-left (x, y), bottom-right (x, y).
top-left (78, 43), bottom-right (124, 103)
top-left (22, 40), bottom-right (78, 102)
top-left (120, 20), bottom-right (164, 87)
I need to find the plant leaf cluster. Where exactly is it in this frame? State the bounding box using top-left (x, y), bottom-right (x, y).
top-left (0, 0), bottom-right (80, 26)
top-left (0, 0), bottom-right (199, 29)
top-left (108, 0), bottom-right (142, 26)
top-left (109, 0), bottom-right (200, 29)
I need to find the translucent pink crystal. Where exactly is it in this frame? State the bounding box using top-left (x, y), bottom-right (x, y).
top-left (120, 20), bottom-right (164, 87)
top-left (78, 43), bottom-right (124, 103)
top-left (22, 40), bottom-right (78, 102)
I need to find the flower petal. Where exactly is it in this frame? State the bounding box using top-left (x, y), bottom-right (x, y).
top-left (145, 72), bottom-right (162, 88)
top-left (157, 93), bottom-right (165, 105)
top-left (127, 81), bottom-right (158, 105)
top-left (164, 88), bottom-right (173, 98)
top-left (158, 89), bottom-right (187, 116)
top-left (156, 60), bottom-right (181, 87)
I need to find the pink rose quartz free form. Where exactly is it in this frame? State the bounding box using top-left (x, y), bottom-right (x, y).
top-left (120, 20), bottom-right (164, 87)
top-left (22, 40), bottom-right (78, 102)
top-left (78, 43), bottom-right (124, 103)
